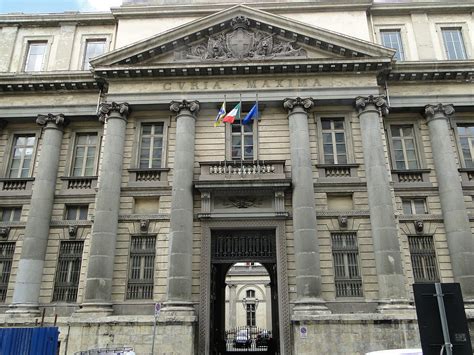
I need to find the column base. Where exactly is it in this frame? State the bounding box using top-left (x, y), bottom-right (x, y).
top-left (292, 298), bottom-right (331, 319)
top-left (6, 303), bottom-right (41, 318)
top-left (377, 299), bottom-right (414, 315)
top-left (159, 301), bottom-right (197, 322)
top-left (74, 302), bottom-right (113, 317)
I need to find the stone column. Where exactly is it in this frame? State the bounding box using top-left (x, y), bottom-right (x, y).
top-left (163, 100), bottom-right (199, 316)
top-left (80, 102), bottom-right (129, 315)
top-left (9, 114), bottom-right (66, 315)
top-left (283, 97), bottom-right (328, 315)
top-left (425, 104), bottom-right (474, 299)
top-left (265, 283), bottom-right (272, 331)
top-left (229, 284), bottom-right (237, 329)
top-left (355, 95), bottom-right (408, 310)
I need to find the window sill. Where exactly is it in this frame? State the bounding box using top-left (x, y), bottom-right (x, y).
top-left (61, 176), bottom-right (98, 191)
top-left (458, 168), bottom-right (474, 187)
top-left (0, 177), bottom-right (34, 196)
top-left (128, 168), bottom-right (170, 187)
top-left (391, 169), bottom-right (431, 186)
top-left (316, 163), bottom-right (360, 181)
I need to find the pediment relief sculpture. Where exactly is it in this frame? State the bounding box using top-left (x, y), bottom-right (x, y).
top-left (174, 16), bottom-right (307, 62)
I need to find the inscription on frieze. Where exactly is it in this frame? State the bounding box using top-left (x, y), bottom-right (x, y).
top-left (175, 16), bottom-right (306, 62)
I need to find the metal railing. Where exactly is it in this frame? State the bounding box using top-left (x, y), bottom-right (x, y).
top-left (224, 326), bottom-right (274, 352)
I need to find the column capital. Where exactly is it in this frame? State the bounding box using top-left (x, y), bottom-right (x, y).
top-left (98, 102), bottom-right (130, 123)
top-left (424, 103), bottom-right (455, 122)
top-left (355, 95), bottom-right (389, 117)
top-left (170, 100), bottom-right (200, 116)
top-left (283, 97), bottom-right (314, 112)
top-left (36, 113), bottom-right (66, 127)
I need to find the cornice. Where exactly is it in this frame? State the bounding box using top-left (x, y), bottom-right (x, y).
top-left (94, 57), bottom-right (392, 79)
top-left (370, 2), bottom-right (474, 15)
top-left (0, 12), bottom-right (115, 26)
top-left (0, 71), bottom-right (103, 93)
top-left (113, 1), bottom-right (372, 18)
top-left (385, 61), bottom-right (474, 83)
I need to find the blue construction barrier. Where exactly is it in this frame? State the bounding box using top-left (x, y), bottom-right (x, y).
top-left (0, 327), bottom-right (59, 355)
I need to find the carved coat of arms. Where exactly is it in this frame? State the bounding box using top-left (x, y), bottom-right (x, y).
top-left (175, 15), bottom-right (306, 62)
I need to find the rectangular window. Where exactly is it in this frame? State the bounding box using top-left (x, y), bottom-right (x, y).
top-left (390, 125), bottom-right (419, 170)
top-left (408, 236), bottom-right (439, 283)
top-left (246, 303), bottom-right (256, 327)
top-left (331, 232), bottom-right (363, 297)
top-left (321, 118), bottom-right (347, 164)
top-left (442, 28), bottom-right (467, 60)
top-left (0, 243), bottom-right (15, 302)
top-left (380, 30), bottom-right (405, 61)
top-left (402, 198), bottom-right (427, 214)
top-left (126, 235), bottom-right (156, 300)
top-left (72, 133), bottom-right (98, 176)
top-left (52, 241), bottom-right (84, 302)
top-left (65, 205), bottom-right (88, 221)
top-left (24, 42), bottom-right (47, 72)
top-left (139, 123), bottom-right (164, 169)
top-left (457, 125), bottom-right (474, 168)
top-left (0, 207), bottom-right (22, 222)
top-left (83, 39), bottom-right (107, 70)
top-left (8, 135), bottom-right (36, 178)
top-left (231, 119), bottom-right (254, 160)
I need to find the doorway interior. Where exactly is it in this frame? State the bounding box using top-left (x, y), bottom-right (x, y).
top-left (209, 230), bottom-right (279, 355)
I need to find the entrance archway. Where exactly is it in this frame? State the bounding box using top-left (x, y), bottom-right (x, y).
top-left (199, 220), bottom-right (290, 355)
top-left (210, 230), bottom-right (278, 355)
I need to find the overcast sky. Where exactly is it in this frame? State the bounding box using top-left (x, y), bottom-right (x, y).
top-left (0, 0), bottom-right (123, 13)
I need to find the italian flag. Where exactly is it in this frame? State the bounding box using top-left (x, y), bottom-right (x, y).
top-left (222, 103), bottom-right (241, 124)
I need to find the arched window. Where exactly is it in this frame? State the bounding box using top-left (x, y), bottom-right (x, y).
top-left (246, 289), bottom-right (255, 298)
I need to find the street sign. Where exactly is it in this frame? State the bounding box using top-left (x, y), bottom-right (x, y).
top-left (413, 283), bottom-right (472, 355)
top-left (299, 326), bottom-right (307, 339)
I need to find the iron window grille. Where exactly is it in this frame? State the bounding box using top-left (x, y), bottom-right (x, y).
top-left (52, 241), bottom-right (84, 302)
top-left (139, 123), bottom-right (164, 169)
top-left (441, 28), bottom-right (467, 60)
top-left (321, 118), bottom-right (348, 164)
top-left (71, 133), bottom-right (99, 176)
top-left (0, 207), bottom-right (22, 222)
top-left (408, 236), bottom-right (440, 283)
top-left (8, 135), bottom-right (36, 178)
top-left (65, 205), bottom-right (88, 221)
top-left (0, 242), bottom-right (15, 302)
top-left (331, 232), bottom-right (363, 297)
top-left (402, 198), bottom-right (428, 214)
top-left (126, 235), bottom-right (156, 300)
top-left (380, 29), bottom-right (405, 61)
top-left (231, 119), bottom-right (254, 161)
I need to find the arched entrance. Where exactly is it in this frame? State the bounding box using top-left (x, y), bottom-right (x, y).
top-left (209, 230), bottom-right (279, 355)
top-left (199, 220), bottom-right (290, 355)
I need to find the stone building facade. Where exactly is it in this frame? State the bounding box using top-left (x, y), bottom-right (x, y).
top-left (0, 0), bottom-right (473, 354)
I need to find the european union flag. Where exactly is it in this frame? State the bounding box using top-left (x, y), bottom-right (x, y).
top-left (242, 103), bottom-right (258, 125)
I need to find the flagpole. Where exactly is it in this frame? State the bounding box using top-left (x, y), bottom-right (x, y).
top-left (256, 92), bottom-right (259, 165)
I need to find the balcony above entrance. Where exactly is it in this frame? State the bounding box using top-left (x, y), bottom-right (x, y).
top-left (195, 160), bottom-right (291, 219)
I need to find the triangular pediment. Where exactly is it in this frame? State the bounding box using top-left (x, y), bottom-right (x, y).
top-left (92, 5), bottom-right (394, 75)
